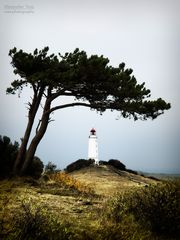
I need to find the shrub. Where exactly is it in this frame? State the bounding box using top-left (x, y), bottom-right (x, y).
top-left (0, 135), bottom-right (44, 179)
top-left (10, 199), bottom-right (72, 240)
top-left (45, 161), bottom-right (57, 174)
top-left (0, 135), bottom-right (19, 179)
top-left (99, 160), bottom-right (108, 165)
top-left (108, 159), bottom-right (126, 170)
top-left (26, 156), bottom-right (44, 179)
top-left (65, 159), bottom-right (127, 173)
top-left (65, 159), bottom-right (94, 173)
top-left (99, 217), bottom-right (152, 240)
top-left (50, 172), bottom-right (95, 196)
top-left (109, 181), bottom-right (180, 238)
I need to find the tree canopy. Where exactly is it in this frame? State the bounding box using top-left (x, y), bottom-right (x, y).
top-left (7, 47), bottom-right (170, 120)
top-left (7, 47), bottom-right (171, 175)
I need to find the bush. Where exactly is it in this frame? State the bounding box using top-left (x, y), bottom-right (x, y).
top-left (49, 172), bottom-right (95, 196)
top-left (99, 160), bottom-right (108, 165)
top-left (65, 159), bottom-right (94, 173)
top-left (108, 159), bottom-right (126, 171)
top-left (26, 156), bottom-right (44, 179)
top-left (10, 199), bottom-right (72, 240)
top-left (0, 134), bottom-right (44, 179)
top-left (109, 181), bottom-right (180, 238)
top-left (99, 217), bottom-right (152, 240)
top-left (65, 159), bottom-right (127, 173)
top-left (45, 161), bottom-right (57, 174)
top-left (0, 135), bottom-right (19, 179)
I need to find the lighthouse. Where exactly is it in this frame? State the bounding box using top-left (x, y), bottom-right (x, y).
top-left (88, 128), bottom-right (99, 165)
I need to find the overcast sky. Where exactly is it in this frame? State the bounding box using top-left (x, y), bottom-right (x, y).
top-left (0, 0), bottom-right (180, 173)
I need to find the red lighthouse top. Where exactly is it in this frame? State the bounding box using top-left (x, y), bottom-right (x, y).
top-left (90, 128), bottom-right (96, 135)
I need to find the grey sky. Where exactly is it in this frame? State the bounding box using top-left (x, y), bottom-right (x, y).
top-left (0, 0), bottom-right (180, 173)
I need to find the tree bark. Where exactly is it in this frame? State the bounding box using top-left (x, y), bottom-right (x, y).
top-left (20, 96), bottom-right (51, 175)
top-left (13, 116), bottom-right (34, 174)
top-left (13, 87), bottom-right (44, 174)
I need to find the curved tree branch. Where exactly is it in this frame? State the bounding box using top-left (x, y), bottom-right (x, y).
top-left (48, 102), bottom-right (91, 114)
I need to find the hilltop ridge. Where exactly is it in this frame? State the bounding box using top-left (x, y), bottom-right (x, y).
top-left (70, 164), bottom-right (157, 196)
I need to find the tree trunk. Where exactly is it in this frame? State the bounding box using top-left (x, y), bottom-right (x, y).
top-left (13, 88), bottom-right (44, 175)
top-left (13, 116), bottom-right (34, 174)
top-left (20, 98), bottom-right (51, 175)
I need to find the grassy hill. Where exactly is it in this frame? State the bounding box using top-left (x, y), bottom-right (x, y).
top-left (0, 165), bottom-right (179, 240)
top-left (70, 165), bottom-right (156, 196)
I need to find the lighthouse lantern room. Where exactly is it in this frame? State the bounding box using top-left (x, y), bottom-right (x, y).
top-left (88, 128), bottom-right (99, 165)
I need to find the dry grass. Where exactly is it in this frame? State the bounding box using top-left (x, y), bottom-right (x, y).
top-left (0, 166), bottom-right (161, 239)
top-left (70, 165), bottom-right (156, 196)
top-left (49, 172), bottom-right (95, 196)
top-left (0, 175), bottom-right (101, 234)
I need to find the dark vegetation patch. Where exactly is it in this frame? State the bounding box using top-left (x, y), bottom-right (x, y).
top-left (65, 158), bottom-right (138, 175)
top-left (0, 135), bottom-right (44, 179)
top-left (104, 181), bottom-right (180, 239)
top-left (65, 159), bottom-right (95, 173)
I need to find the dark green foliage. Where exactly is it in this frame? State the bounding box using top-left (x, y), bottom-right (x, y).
top-left (26, 156), bottom-right (44, 179)
top-left (65, 159), bottom-right (94, 173)
top-left (109, 181), bottom-right (180, 238)
top-left (100, 159), bottom-right (126, 170)
top-left (66, 159), bottom-right (127, 173)
top-left (0, 135), bottom-right (19, 178)
top-left (99, 160), bottom-right (108, 165)
top-left (108, 159), bottom-right (126, 170)
top-left (7, 47), bottom-right (170, 120)
top-left (0, 135), bottom-right (43, 179)
top-left (45, 161), bottom-right (57, 174)
top-left (102, 160), bottom-right (138, 174)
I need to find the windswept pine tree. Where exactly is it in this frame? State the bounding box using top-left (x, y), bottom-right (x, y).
top-left (7, 47), bottom-right (171, 175)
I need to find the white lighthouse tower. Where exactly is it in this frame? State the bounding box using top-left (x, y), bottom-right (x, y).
top-left (88, 128), bottom-right (99, 165)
